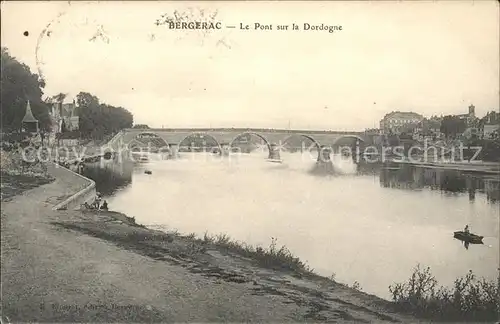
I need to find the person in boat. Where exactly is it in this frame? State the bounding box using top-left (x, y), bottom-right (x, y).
top-left (464, 224), bottom-right (470, 234)
top-left (100, 200), bottom-right (108, 211)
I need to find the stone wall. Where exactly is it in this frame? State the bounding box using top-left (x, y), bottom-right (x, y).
top-left (49, 163), bottom-right (96, 210)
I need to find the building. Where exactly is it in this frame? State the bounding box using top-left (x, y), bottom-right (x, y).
top-left (479, 110), bottom-right (499, 139)
top-left (50, 99), bottom-right (79, 132)
top-left (456, 104), bottom-right (478, 127)
top-left (21, 100), bottom-right (39, 133)
top-left (483, 124), bottom-right (499, 139)
top-left (379, 111), bottom-right (424, 134)
top-left (413, 118), bottom-right (442, 140)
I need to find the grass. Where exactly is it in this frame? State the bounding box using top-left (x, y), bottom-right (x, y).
top-left (182, 232), bottom-right (313, 274)
top-left (173, 230), bottom-right (368, 291)
top-left (1, 150), bottom-right (54, 201)
top-left (389, 264), bottom-right (499, 321)
top-left (176, 228), bottom-right (499, 322)
top-left (1, 171), bottom-right (54, 201)
top-left (177, 230), bottom-right (369, 292)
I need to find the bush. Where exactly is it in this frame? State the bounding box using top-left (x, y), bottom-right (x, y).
top-left (0, 149), bottom-right (49, 176)
top-left (389, 265), bottom-right (499, 321)
top-left (197, 234), bottom-right (311, 273)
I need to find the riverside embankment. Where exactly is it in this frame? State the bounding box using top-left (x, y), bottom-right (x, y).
top-left (1, 160), bottom-right (418, 322)
top-left (394, 159), bottom-right (500, 174)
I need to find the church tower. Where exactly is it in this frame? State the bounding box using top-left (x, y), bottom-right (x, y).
top-left (468, 104), bottom-right (476, 118)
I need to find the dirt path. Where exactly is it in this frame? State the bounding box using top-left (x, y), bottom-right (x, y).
top-left (1, 167), bottom-right (418, 322)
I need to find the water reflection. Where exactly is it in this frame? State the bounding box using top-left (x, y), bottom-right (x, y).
top-left (84, 158), bottom-right (500, 204)
top-left (82, 161), bottom-right (133, 196)
top-left (79, 154), bottom-right (499, 299)
top-left (379, 165), bottom-right (500, 203)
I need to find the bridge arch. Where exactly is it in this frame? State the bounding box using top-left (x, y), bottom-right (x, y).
top-left (177, 132), bottom-right (223, 155)
top-left (281, 134), bottom-right (325, 161)
top-left (281, 134), bottom-right (321, 151)
top-left (332, 135), bottom-right (366, 146)
top-left (331, 135), bottom-right (367, 159)
top-left (228, 132), bottom-right (272, 153)
top-left (127, 132), bottom-right (170, 150)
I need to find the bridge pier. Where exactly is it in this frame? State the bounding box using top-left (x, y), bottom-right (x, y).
top-left (168, 144), bottom-right (179, 159)
top-left (350, 140), bottom-right (362, 163)
top-left (312, 146), bottom-right (335, 174)
top-left (317, 146), bottom-right (333, 162)
top-left (221, 144), bottom-right (230, 156)
top-left (268, 143), bottom-right (281, 160)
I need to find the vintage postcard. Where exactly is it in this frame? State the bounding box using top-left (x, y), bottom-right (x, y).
top-left (1, 1), bottom-right (499, 322)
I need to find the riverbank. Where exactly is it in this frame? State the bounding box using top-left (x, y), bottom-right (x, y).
top-left (1, 163), bottom-right (417, 322)
top-left (392, 159), bottom-right (500, 174)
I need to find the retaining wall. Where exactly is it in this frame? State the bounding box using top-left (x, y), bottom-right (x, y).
top-left (49, 162), bottom-right (96, 211)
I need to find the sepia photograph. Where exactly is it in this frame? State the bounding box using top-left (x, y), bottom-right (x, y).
top-left (1, 1), bottom-right (499, 322)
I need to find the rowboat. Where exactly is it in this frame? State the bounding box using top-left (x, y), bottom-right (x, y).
top-left (453, 231), bottom-right (484, 244)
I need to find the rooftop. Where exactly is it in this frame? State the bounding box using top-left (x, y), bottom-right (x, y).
top-left (21, 101), bottom-right (38, 123)
top-left (382, 111), bottom-right (424, 119)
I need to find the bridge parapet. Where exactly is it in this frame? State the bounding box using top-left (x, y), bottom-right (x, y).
top-left (105, 128), bottom-right (368, 154)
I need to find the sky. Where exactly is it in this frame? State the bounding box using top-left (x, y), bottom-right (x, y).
top-left (1, 1), bottom-right (499, 131)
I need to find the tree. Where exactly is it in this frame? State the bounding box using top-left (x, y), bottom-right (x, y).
top-left (132, 124), bottom-right (150, 129)
top-left (440, 115), bottom-right (466, 139)
top-left (76, 92), bottom-right (133, 139)
top-left (52, 93), bottom-right (67, 103)
top-left (76, 92), bottom-right (100, 136)
top-left (1, 47), bottom-right (52, 132)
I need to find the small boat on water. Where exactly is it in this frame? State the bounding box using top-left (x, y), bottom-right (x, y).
top-left (144, 170), bottom-right (152, 175)
top-left (453, 231), bottom-right (484, 244)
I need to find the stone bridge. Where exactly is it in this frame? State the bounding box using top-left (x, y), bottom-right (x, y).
top-left (106, 128), bottom-right (371, 161)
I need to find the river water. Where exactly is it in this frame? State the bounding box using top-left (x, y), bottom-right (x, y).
top-left (84, 152), bottom-right (500, 300)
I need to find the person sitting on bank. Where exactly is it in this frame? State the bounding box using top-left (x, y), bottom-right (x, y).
top-left (464, 224), bottom-right (470, 234)
top-left (92, 193), bottom-right (102, 209)
top-left (100, 200), bottom-right (108, 211)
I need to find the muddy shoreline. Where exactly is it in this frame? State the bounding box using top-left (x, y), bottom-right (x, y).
top-left (48, 208), bottom-right (412, 322)
top-left (1, 165), bottom-right (417, 322)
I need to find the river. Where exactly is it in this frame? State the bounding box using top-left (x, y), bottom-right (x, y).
top-left (83, 151), bottom-right (500, 300)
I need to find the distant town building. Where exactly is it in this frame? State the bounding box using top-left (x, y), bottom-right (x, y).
top-left (413, 118), bottom-right (442, 140)
top-left (46, 99), bottom-right (79, 146)
top-left (456, 104), bottom-right (478, 127)
top-left (483, 124), bottom-right (499, 139)
top-left (50, 99), bottom-right (79, 132)
top-left (479, 110), bottom-right (499, 139)
top-left (379, 111), bottom-right (424, 134)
